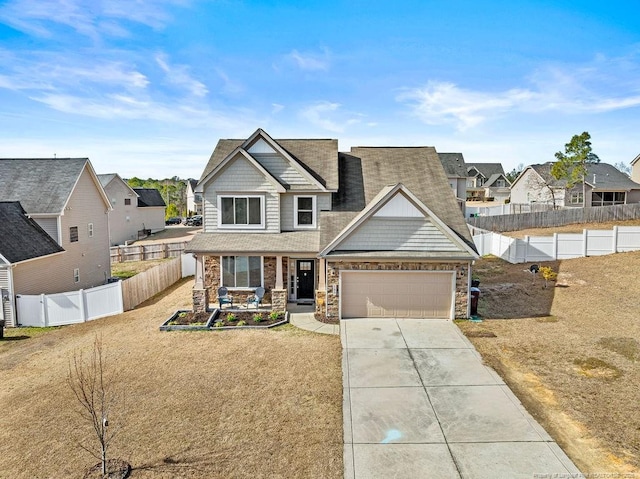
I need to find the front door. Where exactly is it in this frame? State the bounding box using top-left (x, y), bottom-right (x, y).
top-left (296, 260), bottom-right (315, 300)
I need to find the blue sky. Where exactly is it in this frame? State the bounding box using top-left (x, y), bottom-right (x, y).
top-left (1, 0), bottom-right (639, 180)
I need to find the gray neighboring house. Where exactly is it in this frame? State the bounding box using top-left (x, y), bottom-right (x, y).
top-left (186, 179), bottom-right (203, 215)
top-left (0, 158), bottom-right (112, 325)
top-left (632, 154), bottom-right (640, 184)
top-left (98, 174), bottom-right (166, 245)
top-left (438, 153), bottom-right (468, 214)
top-left (466, 162), bottom-right (511, 202)
top-left (0, 202), bottom-right (65, 326)
top-left (187, 128), bottom-right (478, 320)
top-left (510, 162), bottom-right (640, 207)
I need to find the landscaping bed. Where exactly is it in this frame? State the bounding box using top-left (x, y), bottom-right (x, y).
top-left (159, 309), bottom-right (216, 331)
top-left (213, 310), bottom-right (288, 329)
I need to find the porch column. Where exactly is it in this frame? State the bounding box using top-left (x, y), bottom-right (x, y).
top-left (192, 254), bottom-right (209, 313)
top-left (195, 254), bottom-right (205, 288)
top-left (275, 256), bottom-right (283, 289)
top-left (317, 258), bottom-right (326, 290)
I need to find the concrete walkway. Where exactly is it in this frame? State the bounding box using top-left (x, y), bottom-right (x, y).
top-left (288, 304), bottom-right (340, 335)
top-left (341, 318), bottom-right (580, 479)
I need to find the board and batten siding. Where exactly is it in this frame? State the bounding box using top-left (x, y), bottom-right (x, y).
top-left (33, 217), bottom-right (60, 244)
top-left (203, 156), bottom-right (280, 233)
top-left (0, 267), bottom-right (14, 326)
top-left (338, 217), bottom-right (466, 252)
top-left (280, 193), bottom-right (331, 231)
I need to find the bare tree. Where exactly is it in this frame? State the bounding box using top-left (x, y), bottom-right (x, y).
top-left (526, 171), bottom-right (559, 209)
top-left (68, 336), bottom-right (124, 476)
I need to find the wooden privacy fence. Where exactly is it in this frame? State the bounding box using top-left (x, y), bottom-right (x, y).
top-left (121, 256), bottom-right (182, 311)
top-left (473, 226), bottom-right (640, 264)
top-left (468, 203), bottom-right (640, 233)
top-left (110, 241), bottom-right (188, 264)
top-left (466, 202), bottom-right (556, 219)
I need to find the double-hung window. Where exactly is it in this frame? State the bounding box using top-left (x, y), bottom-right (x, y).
top-left (294, 196), bottom-right (316, 228)
top-left (219, 196), bottom-right (263, 228)
top-left (221, 256), bottom-right (262, 288)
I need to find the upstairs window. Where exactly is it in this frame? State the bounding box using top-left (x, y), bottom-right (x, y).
top-left (219, 196), bottom-right (263, 228)
top-left (124, 198), bottom-right (131, 206)
top-left (70, 226), bottom-right (79, 243)
top-left (294, 196), bottom-right (316, 228)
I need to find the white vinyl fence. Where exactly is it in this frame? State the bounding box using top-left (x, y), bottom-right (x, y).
top-left (473, 226), bottom-right (640, 264)
top-left (16, 282), bottom-right (124, 327)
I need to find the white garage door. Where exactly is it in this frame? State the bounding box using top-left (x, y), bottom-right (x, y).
top-left (341, 271), bottom-right (454, 319)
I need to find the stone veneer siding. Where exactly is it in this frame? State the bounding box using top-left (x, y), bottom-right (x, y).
top-left (202, 255), bottom-right (288, 306)
top-left (325, 261), bottom-right (470, 319)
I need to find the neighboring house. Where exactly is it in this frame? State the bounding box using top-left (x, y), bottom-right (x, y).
top-left (438, 153), bottom-right (467, 214)
top-left (510, 162), bottom-right (640, 207)
top-left (98, 174), bottom-right (166, 245)
top-left (466, 163), bottom-right (511, 202)
top-left (0, 202), bottom-right (66, 326)
top-left (632, 154), bottom-right (640, 184)
top-left (0, 158), bottom-right (112, 322)
top-left (186, 179), bottom-right (203, 215)
top-left (186, 129), bottom-right (478, 320)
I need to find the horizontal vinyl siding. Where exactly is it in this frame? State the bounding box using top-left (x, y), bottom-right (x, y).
top-left (203, 157), bottom-right (280, 233)
top-left (339, 217), bottom-right (465, 252)
top-left (317, 193), bottom-right (331, 211)
top-left (254, 154), bottom-right (313, 187)
top-left (34, 217), bottom-right (59, 244)
top-left (280, 193), bottom-right (330, 231)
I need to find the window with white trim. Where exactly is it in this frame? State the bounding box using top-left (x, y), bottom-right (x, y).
top-left (570, 192), bottom-right (583, 204)
top-left (221, 256), bottom-right (262, 288)
top-left (73, 268), bottom-right (80, 283)
top-left (88, 223), bottom-right (94, 238)
top-left (294, 195), bottom-right (316, 228)
top-left (219, 196), bottom-right (264, 228)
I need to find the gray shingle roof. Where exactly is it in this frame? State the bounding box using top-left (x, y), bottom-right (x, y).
top-left (97, 173), bottom-right (117, 188)
top-left (199, 138), bottom-right (339, 190)
top-left (529, 162), bottom-right (640, 190)
top-left (0, 158), bottom-right (88, 214)
top-left (438, 153), bottom-right (467, 177)
top-left (467, 162), bottom-right (505, 178)
top-left (0, 202), bottom-right (64, 263)
top-left (133, 188), bottom-right (166, 207)
top-left (186, 231), bottom-right (320, 254)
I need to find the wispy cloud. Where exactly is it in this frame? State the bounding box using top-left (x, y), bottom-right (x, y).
top-left (0, 0), bottom-right (181, 40)
top-left (155, 53), bottom-right (208, 97)
top-left (287, 48), bottom-right (331, 71)
top-left (399, 53), bottom-right (640, 130)
top-left (299, 101), bottom-right (362, 133)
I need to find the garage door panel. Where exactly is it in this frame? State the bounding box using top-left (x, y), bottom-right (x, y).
top-left (341, 271), bottom-right (454, 319)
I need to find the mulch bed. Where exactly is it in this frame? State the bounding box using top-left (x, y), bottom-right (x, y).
top-left (169, 311), bottom-right (212, 325)
top-left (83, 459), bottom-right (131, 479)
top-left (315, 312), bottom-right (339, 325)
top-left (216, 310), bottom-right (285, 326)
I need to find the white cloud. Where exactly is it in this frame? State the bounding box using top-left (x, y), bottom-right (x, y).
top-left (287, 49), bottom-right (330, 71)
top-left (155, 53), bottom-right (208, 97)
top-left (299, 101), bottom-right (362, 133)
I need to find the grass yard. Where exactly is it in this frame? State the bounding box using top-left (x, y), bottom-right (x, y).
top-left (459, 251), bottom-right (640, 475)
top-left (0, 278), bottom-right (343, 478)
top-left (110, 258), bottom-right (173, 279)
top-left (503, 218), bottom-right (640, 239)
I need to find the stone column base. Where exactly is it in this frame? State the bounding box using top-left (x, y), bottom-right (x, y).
top-left (315, 290), bottom-right (326, 315)
top-left (271, 289), bottom-right (287, 312)
top-left (193, 288), bottom-right (209, 313)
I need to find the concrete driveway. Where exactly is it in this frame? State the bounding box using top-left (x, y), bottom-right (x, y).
top-left (341, 318), bottom-right (580, 479)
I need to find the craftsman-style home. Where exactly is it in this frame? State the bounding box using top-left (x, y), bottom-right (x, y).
top-left (187, 129), bottom-right (478, 320)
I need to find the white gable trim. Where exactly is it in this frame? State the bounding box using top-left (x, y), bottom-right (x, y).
top-left (320, 183), bottom-right (478, 258)
top-left (198, 147), bottom-right (286, 193)
top-left (510, 165), bottom-right (544, 189)
top-left (242, 128), bottom-right (328, 192)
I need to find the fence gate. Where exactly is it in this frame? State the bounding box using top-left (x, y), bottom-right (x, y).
top-left (16, 294), bottom-right (45, 327)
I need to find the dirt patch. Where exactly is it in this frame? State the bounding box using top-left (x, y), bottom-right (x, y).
top-left (0, 279), bottom-right (343, 478)
top-left (460, 250), bottom-right (640, 474)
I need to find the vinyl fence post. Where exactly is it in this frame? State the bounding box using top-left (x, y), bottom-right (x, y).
top-left (40, 294), bottom-right (48, 327)
top-left (583, 229), bottom-right (588, 257)
top-left (612, 225), bottom-right (618, 253)
top-left (79, 289), bottom-right (87, 322)
top-left (553, 233), bottom-right (558, 260)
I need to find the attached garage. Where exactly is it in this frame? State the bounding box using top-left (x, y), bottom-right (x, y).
top-left (340, 271), bottom-right (455, 319)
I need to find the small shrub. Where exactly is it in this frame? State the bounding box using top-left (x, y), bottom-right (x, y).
top-left (214, 320), bottom-right (225, 328)
top-left (237, 320), bottom-right (247, 327)
top-left (269, 311), bottom-right (282, 321)
top-left (539, 266), bottom-right (558, 288)
top-left (253, 313), bottom-right (263, 323)
top-left (226, 313), bottom-right (237, 322)
top-left (167, 320), bottom-right (177, 325)
top-left (178, 312), bottom-right (187, 318)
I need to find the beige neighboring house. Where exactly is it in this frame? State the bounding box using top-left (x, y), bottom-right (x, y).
top-left (187, 128), bottom-right (478, 320)
top-left (438, 153), bottom-right (468, 215)
top-left (632, 154), bottom-right (640, 183)
top-left (510, 162), bottom-right (640, 207)
top-left (0, 158), bottom-right (112, 323)
top-left (98, 174), bottom-right (166, 245)
top-left (186, 179), bottom-right (203, 216)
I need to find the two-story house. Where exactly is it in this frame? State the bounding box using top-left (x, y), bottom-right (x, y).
top-left (186, 179), bottom-right (203, 216)
top-left (186, 129), bottom-right (478, 320)
top-left (0, 158), bottom-right (112, 324)
top-left (466, 163), bottom-right (511, 202)
top-left (438, 152), bottom-right (468, 214)
top-left (98, 174), bottom-right (166, 245)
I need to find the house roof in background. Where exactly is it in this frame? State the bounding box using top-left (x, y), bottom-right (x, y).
top-left (199, 136), bottom-right (339, 190)
top-left (0, 201), bottom-right (64, 263)
top-left (438, 153), bottom-right (467, 178)
top-left (133, 188), bottom-right (166, 207)
top-left (0, 158), bottom-right (90, 214)
top-left (97, 173), bottom-right (117, 188)
top-left (466, 162), bottom-right (506, 178)
top-left (522, 162), bottom-right (640, 190)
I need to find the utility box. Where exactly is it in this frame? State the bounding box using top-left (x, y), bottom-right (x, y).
top-left (470, 287), bottom-right (481, 316)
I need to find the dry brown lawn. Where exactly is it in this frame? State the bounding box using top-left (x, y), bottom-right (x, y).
top-left (459, 251), bottom-right (640, 475)
top-left (0, 278), bottom-right (343, 478)
top-left (504, 218), bottom-right (640, 239)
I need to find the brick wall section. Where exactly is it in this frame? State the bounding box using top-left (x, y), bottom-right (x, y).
top-left (315, 289), bottom-right (326, 315)
top-left (325, 261), bottom-right (470, 319)
top-left (271, 289), bottom-right (287, 311)
top-left (192, 288), bottom-right (209, 313)
top-left (201, 255), bottom-right (288, 307)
